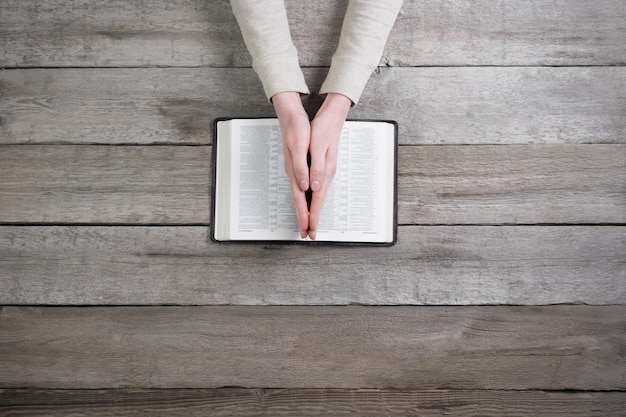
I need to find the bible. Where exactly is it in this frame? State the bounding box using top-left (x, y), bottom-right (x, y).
top-left (211, 118), bottom-right (397, 245)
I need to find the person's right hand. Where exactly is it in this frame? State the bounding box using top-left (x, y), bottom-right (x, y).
top-left (272, 92), bottom-right (311, 239)
top-left (307, 93), bottom-right (351, 240)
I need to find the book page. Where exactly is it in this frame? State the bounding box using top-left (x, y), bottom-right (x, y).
top-left (230, 119), bottom-right (301, 240)
top-left (315, 121), bottom-right (395, 243)
top-left (221, 118), bottom-right (395, 243)
top-left (213, 120), bottom-right (233, 241)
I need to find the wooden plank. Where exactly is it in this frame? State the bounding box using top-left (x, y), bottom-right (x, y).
top-left (397, 144), bottom-right (626, 225)
top-left (0, 306), bottom-right (623, 390)
top-left (1, 0), bottom-right (624, 68)
top-left (1, 389), bottom-right (624, 417)
top-left (1, 67), bottom-right (625, 145)
top-left (0, 68), bottom-right (269, 145)
top-left (0, 226), bottom-right (623, 306)
top-left (362, 67), bottom-right (626, 145)
top-left (0, 145), bottom-right (211, 224)
top-left (0, 144), bottom-right (623, 225)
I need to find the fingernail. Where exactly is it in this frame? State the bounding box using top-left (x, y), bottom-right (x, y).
top-left (311, 180), bottom-right (320, 191)
top-left (299, 179), bottom-right (308, 190)
top-left (309, 230), bottom-right (316, 240)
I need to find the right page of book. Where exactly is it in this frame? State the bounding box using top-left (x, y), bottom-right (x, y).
top-left (314, 120), bottom-right (395, 243)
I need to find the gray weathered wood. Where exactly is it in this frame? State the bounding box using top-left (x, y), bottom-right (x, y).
top-left (0, 145), bottom-right (211, 224)
top-left (1, 226), bottom-right (623, 306)
top-left (362, 67), bottom-right (626, 145)
top-left (0, 305), bottom-right (623, 390)
top-left (1, 67), bottom-right (625, 145)
top-left (0, 144), bottom-right (623, 224)
top-left (1, 389), bottom-right (624, 417)
top-left (1, 0), bottom-right (624, 68)
top-left (0, 68), bottom-right (269, 145)
top-left (398, 144), bottom-right (626, 224)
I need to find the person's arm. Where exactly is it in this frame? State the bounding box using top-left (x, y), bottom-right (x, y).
top-left (272, 91), bottom-right (311, 238)
top-left (229, 0), bottom-right (309, 99)
top-left (319, 0), bottom-right (405, 105)
top-left (230, 0), bottom-right (311, 237)
top-left (307, 0), bottom-right (404, 239)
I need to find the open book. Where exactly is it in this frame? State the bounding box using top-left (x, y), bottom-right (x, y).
top-left (211, 118), bottom-right (397, 245)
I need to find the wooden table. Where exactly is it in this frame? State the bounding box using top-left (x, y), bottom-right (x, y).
top-left (1, 0), bottom-right (624, 414)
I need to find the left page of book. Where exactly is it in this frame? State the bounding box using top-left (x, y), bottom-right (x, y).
top-left (215, 118), bottom-right (301, 241)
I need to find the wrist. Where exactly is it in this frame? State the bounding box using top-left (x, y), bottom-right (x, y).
top-left (272, 92), bottom-right (307, 119)
top-left (319, 93), bottom-right (352, 117)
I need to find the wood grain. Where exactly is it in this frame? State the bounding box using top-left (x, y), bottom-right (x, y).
top-left (1, 389), bottom-right (624, 417)
top-left (1, 0), bottom-right (624, 68)
top-left (0, 226), bottom-right (623, 306)
top-left (0, 144), bottom-right (623, 224)
top-left (0, 145), bottom-right (211, 224)
top-left (397, 144), bottom-right (626, 224)
top-left (1, 67), bottom-right (624, 145)
top-left (0, 305), bottom-right (624, 390)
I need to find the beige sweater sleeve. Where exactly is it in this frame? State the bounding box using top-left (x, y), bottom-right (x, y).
top-left (320, 0), bottom-right (404, 104)
top-left (230, 0), bottom-right (309, 100)
top-left (230, 0), bottom-right (403, 104)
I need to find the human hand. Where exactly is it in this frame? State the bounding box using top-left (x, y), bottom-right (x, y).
top-left (307, 93), bottom-right (352, 240)
top-left (273, 92), bottom-right (351, 240)
top-left (272, 92), bottom-right (311, 238)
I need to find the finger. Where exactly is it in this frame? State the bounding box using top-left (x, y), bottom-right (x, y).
top-left (291, 184), bottom-right (310, 238)
top-left (307, 190), bottom-right (323, 241)
top-left (308, 179), bottom-right (332, 241)
top-left (309, 144), bottom-right (339, 240)
top-left (284, 152), bottom-right (310, 238)
top-left (309, 145), bottom-right (326, 193)
top-left (286, 145), bottom-right (310, 192)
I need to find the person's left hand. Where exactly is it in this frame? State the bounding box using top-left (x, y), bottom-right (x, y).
top-left (272, 92), bottom-right (312, 239)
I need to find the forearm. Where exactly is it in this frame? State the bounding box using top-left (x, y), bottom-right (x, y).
top-left (230, 0), bottom-right (309, 100)
top-left (320, 0), bottom-right (404, 104)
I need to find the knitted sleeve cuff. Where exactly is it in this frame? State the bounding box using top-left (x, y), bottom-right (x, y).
top-left (319, 56), bottom-right (376, 105)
